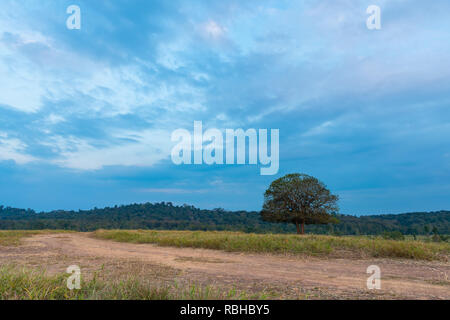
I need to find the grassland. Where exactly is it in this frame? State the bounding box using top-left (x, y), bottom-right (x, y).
top-left (0, 230), bottom-right (71, 246)
top-left (93, 230), bottom-right (450, 261)
top-left (1, 231), bottom-right (449, 299)
top-left (0, 265), bottom-right (272, 300)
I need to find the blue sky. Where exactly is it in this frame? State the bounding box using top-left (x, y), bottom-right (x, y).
top-left (1, 0), bottom-right (450, 214)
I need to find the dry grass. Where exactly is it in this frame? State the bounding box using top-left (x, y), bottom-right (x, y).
top-left (0, 230), bottom-right (71, 246)
top-left (0, 265), bottom-right (274, 300)
top-left (93, 230), bottom-right (450, 261)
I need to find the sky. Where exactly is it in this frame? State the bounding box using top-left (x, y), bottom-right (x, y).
top-left (0, 0), bottom-right (450, 215)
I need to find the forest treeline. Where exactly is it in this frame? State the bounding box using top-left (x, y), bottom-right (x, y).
top-left (0, 202), bottom-right (448, 235)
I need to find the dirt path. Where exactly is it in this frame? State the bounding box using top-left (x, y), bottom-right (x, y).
top-left (2, 233), bottom-right (449, 299)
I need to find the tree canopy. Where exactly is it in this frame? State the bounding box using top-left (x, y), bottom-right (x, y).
top-left (261, 173), bottom-right (339, 234)
top-left (0, 203), bottom-right (448, 236)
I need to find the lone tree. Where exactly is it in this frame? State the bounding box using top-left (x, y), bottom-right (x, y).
top-left (261, 173), bottom-right (339, 234)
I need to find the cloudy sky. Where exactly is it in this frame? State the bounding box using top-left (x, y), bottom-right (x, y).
top-left (1, 0), bottom-right (449, 214)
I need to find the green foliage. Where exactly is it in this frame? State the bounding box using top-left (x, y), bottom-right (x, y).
top-left (0, 203), bottom-right (449, 236)
top-left (261, 174), bottom-right (338, 234)
top-left (431, 227), bottom-right (449, 242)
top-left (382, 231), bottom-right (405, 241)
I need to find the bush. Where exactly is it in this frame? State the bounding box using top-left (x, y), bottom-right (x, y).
top-left (382, 231), bottom-right (405, 241)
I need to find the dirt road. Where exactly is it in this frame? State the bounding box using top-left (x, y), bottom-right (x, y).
top-left (1, 233), bottom-right (449, 299)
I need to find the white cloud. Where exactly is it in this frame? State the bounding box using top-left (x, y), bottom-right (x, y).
top-left (203, 20), bottom-right (226, 39)
top-left (46, 129), bottom-right (173, 170)
top-left (0, 132), bottom-right (36, 164)
top-left (44, 113), bottom-right (66, 125)
top-left (0, 46), bottom-right (46, 113)
top-left (302, 121), bottom-right (335, 137)
top-left (0, 8), bottom-right (209, 172)
top-left (0, 18), bottom-right (206, 117)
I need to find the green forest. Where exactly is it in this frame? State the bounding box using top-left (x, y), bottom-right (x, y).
top-left (0, 202), bottom-right (448, 236)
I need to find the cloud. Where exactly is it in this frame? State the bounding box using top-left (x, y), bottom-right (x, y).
top-left (0, 132), bottom-right (36, 164)
top-left (202, 20), bottom-right (226, 39)
top-left (302, 121), bottom-right (335, 137)
top-left (44, 129), bottom-right (173, 170)
top-left (45, 113), bottom-right (66, 125)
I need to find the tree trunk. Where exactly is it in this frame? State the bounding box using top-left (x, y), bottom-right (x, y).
top-left (295, 221), bottom-right (305, 235)
top-left (295, 221), bottom-right (301, 234)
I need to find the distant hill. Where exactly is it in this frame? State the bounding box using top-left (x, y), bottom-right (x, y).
top-left (0, 202), bottom-right (448, 235)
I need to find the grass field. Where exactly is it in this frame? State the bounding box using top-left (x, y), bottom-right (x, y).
top-left (0, 265), bottom-right (272, 300)
top-left (93, 230), bottom-right (450, 261)
top-left (1, 231), bottom-right (449, 299)
top-left (0, 230), bottom-right (71, 246)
